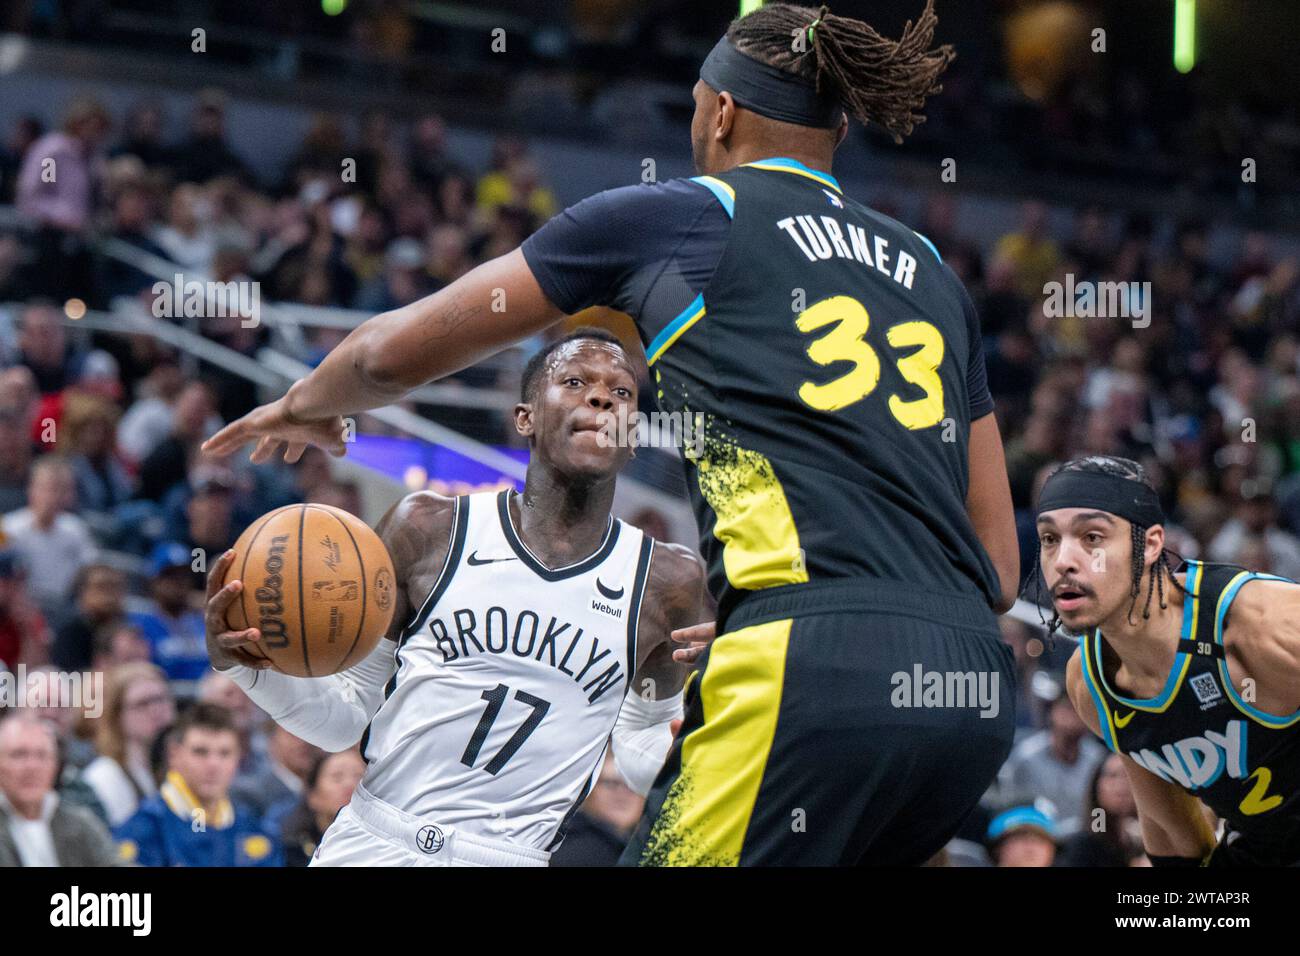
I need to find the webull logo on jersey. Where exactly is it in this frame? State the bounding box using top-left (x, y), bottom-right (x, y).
top-left (429, 607), bottom-right (624, 703)
top-left (1126, 720), bottom-right (1248, 790)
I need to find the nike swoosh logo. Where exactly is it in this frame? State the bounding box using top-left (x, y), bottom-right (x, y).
top-left (595, 578), bottom-right (624, 600)
top-left (1114, 710), bottom-right (1136, 728)
top-left (467, 552), bottom-right (516, 566)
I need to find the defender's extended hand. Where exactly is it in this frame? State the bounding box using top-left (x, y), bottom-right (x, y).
top-left (671, 621), bottom-right (716, 665)
top-left (201, 395), bottom-right (348, 464)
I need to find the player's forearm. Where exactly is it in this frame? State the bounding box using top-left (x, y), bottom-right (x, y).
top-left (284, 249), bottom-right (562, 421)
top-left (225, 640), bottom-right (396, 751)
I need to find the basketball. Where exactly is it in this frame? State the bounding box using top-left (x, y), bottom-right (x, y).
top-left (225, 504), bottom-right (397, 677)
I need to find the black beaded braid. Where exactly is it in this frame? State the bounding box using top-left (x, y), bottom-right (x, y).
top-left (1024, 455), bottom-right (1185, 635)
top-left (725, 1), bottom-right (954, 142)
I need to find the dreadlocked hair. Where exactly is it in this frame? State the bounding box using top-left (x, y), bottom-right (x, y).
top-left (725, 1), bottom-right (955, 143)
top-left (1024, 455), bottom-right (1185, 635)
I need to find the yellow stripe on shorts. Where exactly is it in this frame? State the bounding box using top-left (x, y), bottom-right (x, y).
top-left (641, 618), bottom-right (792, 866)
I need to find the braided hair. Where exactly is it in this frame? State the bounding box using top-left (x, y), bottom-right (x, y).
top-left (1027, 455), bottom-right (1185, 634)
top-left (725, 1), bottom-right (955, 143)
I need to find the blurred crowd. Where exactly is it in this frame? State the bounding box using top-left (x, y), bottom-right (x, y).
top-left (0, 82), bottom-right (1297, 866)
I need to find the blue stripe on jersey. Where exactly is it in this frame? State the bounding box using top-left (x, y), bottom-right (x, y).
top-left (646, 292), bottom-right (706, 366)
top-left (690, 175), bottom-right (736, 218)
top-left (913, 230), bottom-right (943, 263)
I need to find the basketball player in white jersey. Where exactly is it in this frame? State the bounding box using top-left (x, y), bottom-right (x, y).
top-left (203, 328), bottom-right (707, 866)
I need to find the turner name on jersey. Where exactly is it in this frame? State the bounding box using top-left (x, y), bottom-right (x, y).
top-left (358, 490), bottom-right (654, 851)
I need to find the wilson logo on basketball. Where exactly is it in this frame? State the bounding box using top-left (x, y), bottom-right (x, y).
top-left (255, 534), bottom-right (290, 649)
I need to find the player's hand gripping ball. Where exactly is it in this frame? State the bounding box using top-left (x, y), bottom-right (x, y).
top-left (213, 504), bottom-right (397, 677)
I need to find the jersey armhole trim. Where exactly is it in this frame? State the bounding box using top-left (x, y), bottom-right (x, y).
top-left (396, 496), bottom-right (470, 647)
top-left (1214, 570), bottom-right (1300, 728)
top-left (363, 496), bottom-right (469, 763)
top-left (625, 535), bottom-right (655, 695)
top-left (1079, 636), bottom-right (1120, 753)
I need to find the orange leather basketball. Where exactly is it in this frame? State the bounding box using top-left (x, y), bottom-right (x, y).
top-left (226, 504), bottom-right (396, 677)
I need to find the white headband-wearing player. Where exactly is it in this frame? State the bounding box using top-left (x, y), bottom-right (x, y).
top-left (205, 331), bottom-right (707, 866)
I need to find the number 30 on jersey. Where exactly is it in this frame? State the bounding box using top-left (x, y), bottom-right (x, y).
top-left (795, 294), bottom-right (946, 430)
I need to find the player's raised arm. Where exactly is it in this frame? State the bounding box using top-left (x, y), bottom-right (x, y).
top-left (202, 248), bottom-right (564, 463)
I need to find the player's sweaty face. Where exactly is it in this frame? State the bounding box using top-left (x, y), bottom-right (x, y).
top-left (1037, 509), bottom-right (1131, 630)
top-left (532, 342), bottom-right (638, 479)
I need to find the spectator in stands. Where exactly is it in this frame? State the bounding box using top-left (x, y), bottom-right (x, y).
top-left (986, 801), bottom-right (1058, 868)
top-left (114, 702), bottom-right (281, 866)
top-left (275, 748), bottom-right (364, 867)
top-left (50, 563), bottom-right (125, 671)
top-left (80, 662), bottom-right (175, 828)
top-left (15, 97), bottom-right (110, 299)
top-left (1056, 754), bottom-right (1145, 867)
top-left (0, 713), bottom-right (120, 866)
top-left (0, 405), bottom-right (33, 514)
top-left (171, 90), bottom-right (249, 187)
top-left (136, 380), bottom-right (220, 502)
top-left (408, 113), bottom-right (455, 194)
top-left (11, 301), bottom-right (82, 396)
top-left (993, 201), bottom-right (1061, 300)
top-left (63, 392), bottom-right (133, 525)
top-left (475, 140), bottom-right (555, 221)
top-left (996, 682), bottom-right (1106, 839)
top-left (90, 620), bottom-right (152, 672)
top-left (0, 115), bottom-right (44, 205)
top-left (15, 96), bottom-right (109, 234)
top-left (197, 672), bottom-right (266, 776)
top-left (1208, 481), bottom-right (1300, 580)
top-left (231, 722), bottom-right (322, 819)
top-left (152, 183), bottom-right (216, 273)
top-left (167, 469), bottom-right (237, 558)
top-left (112, 99), bottom-right (172, 171)
top-left (2, 457), bottom-right (97, 627)
top-left (99, 181), bottom-right (170, 302)
top-left (117, 360), bottom-right (186, 467)
top-left (126, 542), bottom-right (207, 683)
top-left (550, 753), bottom-right (644, 866)
top-left (0, 550), bottom-right (49, 671)
top-left (21, 666), bottom-right (97, 770)
top-left (352, 237), bottom-right (431, 313)
top-left (425, 223), bottom-right (472, 291)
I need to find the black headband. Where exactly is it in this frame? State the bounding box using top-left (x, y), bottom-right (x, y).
top-left (1037, 470), bottom-right (1165, 529)
top-left (698, 36), bottom-right (842, 129)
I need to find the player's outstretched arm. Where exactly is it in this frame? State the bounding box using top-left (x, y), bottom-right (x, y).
top-left (1064, 649), bottom-right (1217, 863)
top-left (203, 249), bottom-right (564, 463)
top-left (205, 493), bottom-right (458, 751)
top-left (611, 542), bottom-right (708, 796)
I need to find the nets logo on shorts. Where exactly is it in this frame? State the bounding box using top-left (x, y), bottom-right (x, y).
top-left (1190, 672), bottom-right (1223, 709)
top-left (415, 824), bottom-right (446, 854)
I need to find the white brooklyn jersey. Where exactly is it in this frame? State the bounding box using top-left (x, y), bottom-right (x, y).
top-left (359, 490), bottom-right (653, 852)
